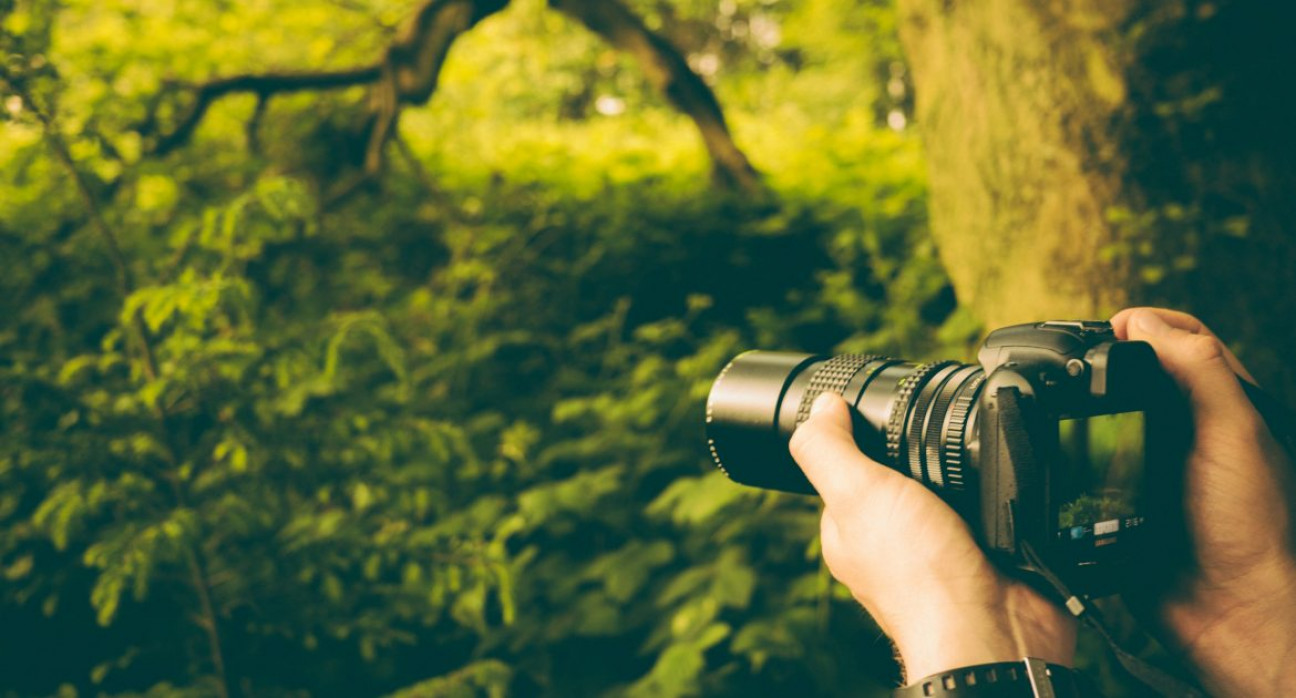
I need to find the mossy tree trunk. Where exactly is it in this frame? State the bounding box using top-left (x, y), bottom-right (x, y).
top-left (896, 0), bottom-right (1137, 328)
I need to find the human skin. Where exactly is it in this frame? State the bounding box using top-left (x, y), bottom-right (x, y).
top-left (788, 308), bottom-right (1296, 694)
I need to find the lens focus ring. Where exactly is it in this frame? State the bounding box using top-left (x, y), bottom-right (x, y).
top-left (908, 363), bottom-right (960, 486)
top-left (941, 372), bottom-right (984, 490)
top-left (794, 354), bottom-right (885, 426)
top-left (885, 361), bottom-right (949, 477)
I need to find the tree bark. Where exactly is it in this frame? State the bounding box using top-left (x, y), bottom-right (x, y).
top-left (896, 0), bottom-right (1136, 328)
top-left (550, 0), bottom-right (763, 193)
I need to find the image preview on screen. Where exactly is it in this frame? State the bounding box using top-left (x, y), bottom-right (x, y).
top-left (1056, 411), bottom-right (1146, 543)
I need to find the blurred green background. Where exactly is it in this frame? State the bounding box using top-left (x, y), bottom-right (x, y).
top-left (1, 0), bottom-right (1293, 696)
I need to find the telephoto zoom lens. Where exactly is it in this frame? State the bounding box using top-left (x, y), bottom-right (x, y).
top-left (705, 352), bottom-right (985, 496)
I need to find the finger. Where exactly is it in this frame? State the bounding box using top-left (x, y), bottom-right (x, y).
top-left (1110, 307), bottom-right (1255, 383)
top-left (1111, 306), bottom-right (1213, 337)
top-left (789, 392), bottom-right (909, 513)
top-left (1121, 308), bottom-right (1258, 429)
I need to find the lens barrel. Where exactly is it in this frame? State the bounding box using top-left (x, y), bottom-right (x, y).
top-left (705, 351), bottom-right (985, 495)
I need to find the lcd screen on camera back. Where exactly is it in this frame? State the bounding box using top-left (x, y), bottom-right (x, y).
top-left (1055, 411), bottom-right (1146, 545)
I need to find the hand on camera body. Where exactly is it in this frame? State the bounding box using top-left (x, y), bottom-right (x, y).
top-left (1110, 308), bottom-right (1296, 696)
top-left (789, 308), bottom-right (1296, 696)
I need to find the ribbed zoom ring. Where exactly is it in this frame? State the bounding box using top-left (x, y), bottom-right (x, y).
top-left (885, 361), bottom-right (947, 477)
top-left (794, 354), bottom-right (886, 426)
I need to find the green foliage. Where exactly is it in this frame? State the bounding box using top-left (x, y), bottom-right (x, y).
top-left (1115, 1), bottom-right (1296, 399)
top-left (0, 0), bottom-right (948, 696)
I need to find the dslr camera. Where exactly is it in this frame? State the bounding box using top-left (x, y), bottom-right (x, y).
top-left (705, 321), bottom-right (1187, 595)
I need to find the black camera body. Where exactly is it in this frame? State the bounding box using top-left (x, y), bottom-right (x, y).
top-left (706, 321), bottom-right (1187, 596)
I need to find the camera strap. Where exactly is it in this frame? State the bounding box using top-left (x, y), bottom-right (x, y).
top-left (997, 388), bottom-right (1208, 698)
top-left (1018, 538), bottom-right (1206, 698)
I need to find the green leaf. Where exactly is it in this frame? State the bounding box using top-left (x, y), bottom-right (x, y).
top-left (385, 660), bottom-right (513, 698)
top-left (3, 554), bottom-right (34, 580)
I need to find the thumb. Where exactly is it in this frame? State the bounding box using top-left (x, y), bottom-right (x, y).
top-left (1124, 309), bottom-right (1253, 427)
top-left (789, 393), bottom-right (909, 513)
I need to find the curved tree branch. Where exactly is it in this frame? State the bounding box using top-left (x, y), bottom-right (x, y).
top-left (549, 0), bottom-right (763, 193)
top-left (362, 0), bottom-right (510, 172)
top-left (154, 65), bottom-right (384, 155)
top-left (147, 0), bottom-right (762, 193)
top-left (150, 0), bottom-right (510, 160)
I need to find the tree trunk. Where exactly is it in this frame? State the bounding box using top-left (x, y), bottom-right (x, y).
top-left (896, 0), bottom-right (1296, 396)
top-left (896, 0), bottom-right (1136, 328)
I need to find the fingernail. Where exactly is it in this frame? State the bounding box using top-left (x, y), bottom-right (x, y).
top-left (1133, 311), bottom-right (1170, 336)
top-left (811, 393), bottom-right (836, 416)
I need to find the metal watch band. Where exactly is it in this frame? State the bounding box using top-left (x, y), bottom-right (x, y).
top-left (892, 658), bottom-right (1084, 698)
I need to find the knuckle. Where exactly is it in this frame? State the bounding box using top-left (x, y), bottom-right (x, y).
top-left (1169, 308), bottom-right (1209, 332)
top-left (788, 422), bottom-right (824, 463)
top-left (1181, 332), bottom-right (1227, 364)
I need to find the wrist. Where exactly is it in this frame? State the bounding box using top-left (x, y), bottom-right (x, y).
top-left (1172, 555), bottom-right (1296, 696)
top-left (895, 659), bottom-right (1086, 698)
top-left (890, 586), bottom-right (1076, 683)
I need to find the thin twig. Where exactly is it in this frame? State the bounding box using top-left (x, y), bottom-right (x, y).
top-left (10, 81), bottom-right (164, 382)
top-left (18, 88), bottom-right (135, 295)
top-left (9, 78), bottom-right (234, 698)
